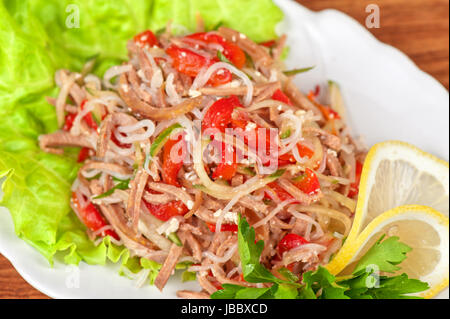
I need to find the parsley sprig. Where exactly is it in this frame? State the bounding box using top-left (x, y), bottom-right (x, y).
top-left (211, 216), bottom-right (429, 299)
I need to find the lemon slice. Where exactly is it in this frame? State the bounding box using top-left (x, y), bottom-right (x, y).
top-left (355, 141), bottom-right (449, 234)
top-left (338, 205), bottom-right (449, 299)
top-left (327, 141), bottom-right (449, 275)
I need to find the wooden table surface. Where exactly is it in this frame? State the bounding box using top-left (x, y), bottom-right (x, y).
top-left (0, 0), bottom-right (448, 299)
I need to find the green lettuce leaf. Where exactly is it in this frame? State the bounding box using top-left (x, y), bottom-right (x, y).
top-left (148, 0), bottom-right (283, 43)
top-left (0, 0), bottom-right (283, 278)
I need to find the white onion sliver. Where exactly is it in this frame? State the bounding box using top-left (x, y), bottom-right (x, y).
top-left (84, 74), bottom-right (102, 90)
top-left (81, 169), bottom-right (101, 179)
top-left (253, 199), bottom-right (297, 228)
top-left (188, 265), bottom-right (213, 273)
top-left (215, 192), bottom-right (242, 234)
top-left (292, 145), bottom-right (309, 164)
top-left (316, 150), bottom-right (327, 174)
top-left (288, 209), bottom-right (324, 239)
top-left (109, 140), bottom-right (135, 156)
top-left (115, 119), bottom-right (155, 144)
top-left (135, 268), bottom-right (151, 288)
top-left (165, 73), bottom-right (182, 105)
top-left (92, 225), bottom-right (114, 237)
top-left (191, 108), bottom-right (203, 120)
top-left (191, 62), bottom-right (253, 106)
top-left (279, 111), bottom-right (304, 155)
top-left (202, 243), bottom-right (238, 264)
top-left (103, 65), bottom-right (132, 89)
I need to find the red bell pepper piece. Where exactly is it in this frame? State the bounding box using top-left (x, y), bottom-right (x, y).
top-left (202, 96), bottom-right (242, 133)
top-left (111, 127), bottom-right (132, 149)
top-left (80, 100), bottom-right (98, 130)
top-left (272, 89), bottom-right (293, 106)
top-left (265, 182), bottom-right (296, 202)
top-left (166, 45), bottom-right (232, 86)
top-left (207, 223), bottom-right (238, 233)
top-left (260, 40), bottom-right (276, 48)
top-left (212, 142), bottom-right (238, 181)
top-left (293, 168), bottom-right (321, 196)
top-left (202, 96), bottom-right (243, 181)
top-left (63, 113), bottom-right (77, 131)
top-left (162, 134), bottom-right (185, 187)
top-left (71, 193), bottom-right (119, 240)
top-left (265, 169), bottom-right (320, 201)
top-left (144, 200), bottom-right (188, 222)
top-left (277, 233), bottom-right (309, 256)
top-left (186, 32), bottom-right (246, 69)
top-left (278, 144), bottom-right (315, 166)
top-left (77, 147), bottom-right (91, 163)
top-left (133, 30), bottom-right (159, 48)
top-left (230, 109), bottom-right (276, 164)
top-left (348, 161), bottom-right (363, 198)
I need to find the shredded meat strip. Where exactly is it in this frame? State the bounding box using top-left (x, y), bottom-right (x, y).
top-left (239, 196), bottom-right (268, 215)
top-left (194, 207), bottom-right (217, 224)
top-left (176, 290), bottom-right (210, 299)
top-left (39, 131), bottom-right (94, 154)
top-left (137, 48), bottom-right (154, 83)
top-left (303, 127), bottom-right (342, 150)
top-left (127, 168), bottom-right (149, 233)
top-left (127, 66), bottom-right (153, 103)
top-left (218, 27), bottom-right (272, 67)
top-left (197, 273), bottom-right (218, 295)
top-left (46, 97), bottom-right (78, 114)
top-left (326, 150), bottom-right (343, 177)
top-left (119, 72), bottom-right (203, 120)
top-left (199, 82), bottom-right (278, 97)
top-left (97, 112), bottom-right (138, 157)
top-left (272, 34), bottom-right (287, 61)
top-left (147, 182), bottom-right (193, 207)
top-left (254, 81), bottom-right (281, 103)
top-left (277, 178), bottom-right (322, 206)
top-left (81, 161), bottom-right (132, 178)
top-left (154, 232), bottom-right (186, 291)
top-left (283, 78), bottom-right (322, 117)
top-left (143, 192), bottom-right (175, 204)
top-left (184, 232), bottom-right (202, 262)
top-left (89, 182), bottom-right (163, 261)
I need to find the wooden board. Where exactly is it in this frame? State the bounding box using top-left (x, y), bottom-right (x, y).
top-left (299, 0), bottom-right (449, 89)
top-left (0, 0), bottom-right (448, 299)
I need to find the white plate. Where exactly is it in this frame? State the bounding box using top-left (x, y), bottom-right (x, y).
top-left (0, 0), bottom-right (448, 299)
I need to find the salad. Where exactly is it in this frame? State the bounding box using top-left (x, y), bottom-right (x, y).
top-left (36, 22), bottom-right (422, 298)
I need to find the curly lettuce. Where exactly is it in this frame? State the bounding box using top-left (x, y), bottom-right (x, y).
top-left (0, 0), bottom-right (283, 275)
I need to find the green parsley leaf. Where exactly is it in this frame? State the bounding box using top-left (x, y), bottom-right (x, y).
top-left (212, 217), bottom-right (429, 300)
top-left (273, 284), bottom-right (298, 299)
top-left (93, 179), bottom-right (130, 199)
top-left (353, 235), bottom-right (412, 274)
top-left (235, 287), bottom-right (272, 299)
top-left (280, 129), bottom-right (291, 139)
top-left (217, 51), bottom-right (232, 64)
top-left (302, 266), bottom-right (349, 299)
top-left (211, 284), bottom-right (246, 299)
top-left (283, 66), bottom-right (315, 76)
top-left (238, 215), bottom-right (280, 283)
top-left (339, 273), bottom-right (429, 299)
top-left (278, 267), bottom-right (299, 283)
